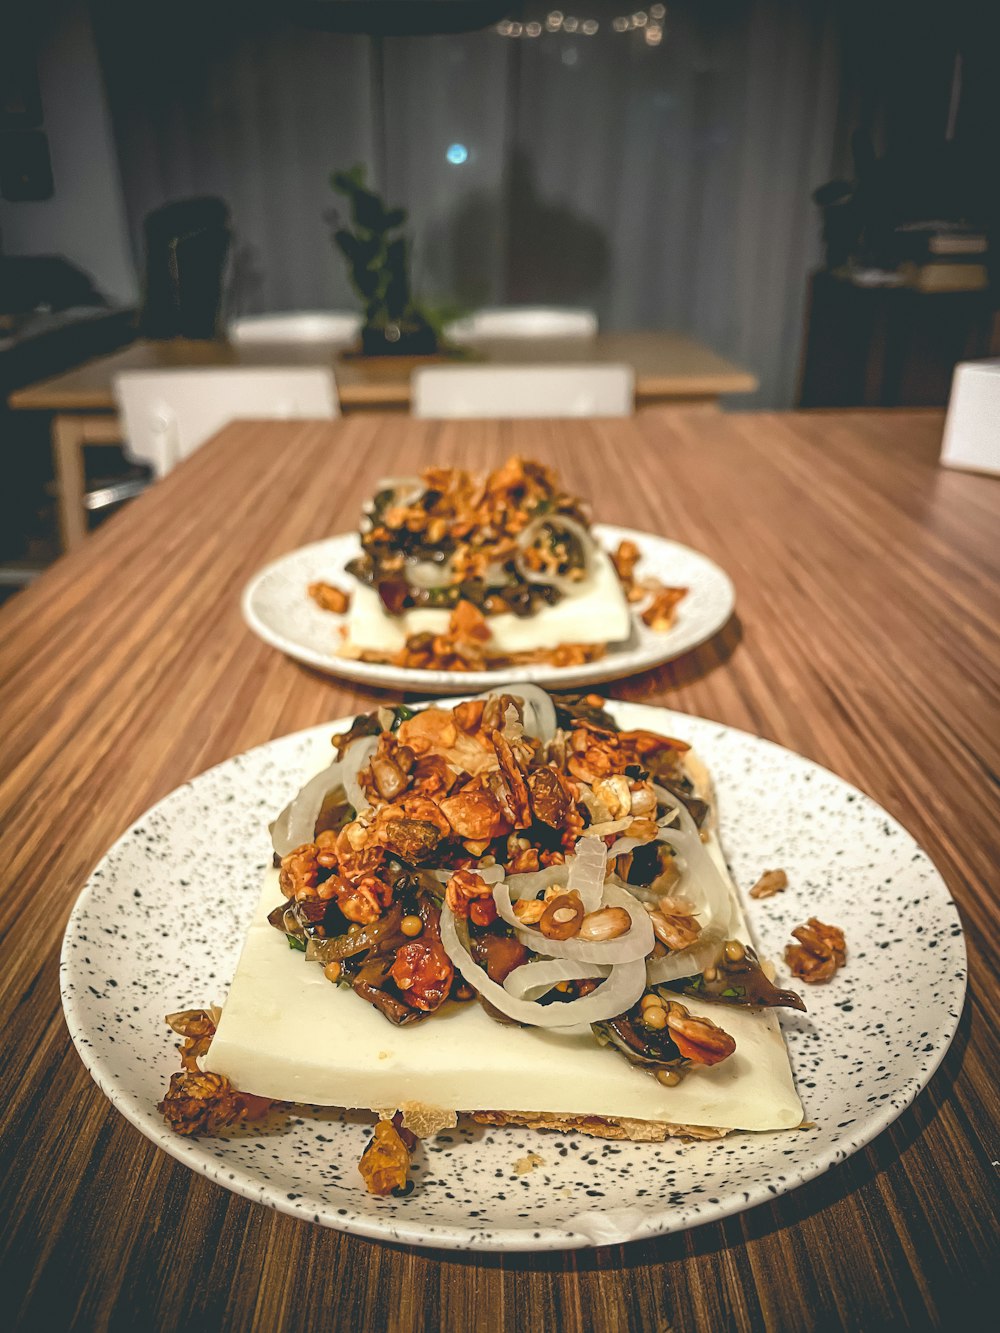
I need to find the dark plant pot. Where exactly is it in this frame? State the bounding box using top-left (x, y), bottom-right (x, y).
top-left (360, 322), bottom-right (439, 357)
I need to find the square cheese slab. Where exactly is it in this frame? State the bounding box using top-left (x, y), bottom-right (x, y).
top-left (345, 545), bottom-right (632, 654)
top-left (206, 869), bottom-right (803, 1132)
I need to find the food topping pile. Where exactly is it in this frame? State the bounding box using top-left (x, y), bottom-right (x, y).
top-left (308, 456), bottom-right (689, 671)
top-left (160, 689), bottom-right (848, 1194)
top-left (345, 456), bottom-right (593, 619)
top-left (265, 689), bottom-right (805, 1057)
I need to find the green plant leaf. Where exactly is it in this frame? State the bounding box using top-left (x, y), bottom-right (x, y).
top-left (352, 187), bottom-right (388, 234)
top-left (383, 207), bottom-right (407, 230)
top-left (331, 164), bottom-right (366, 196)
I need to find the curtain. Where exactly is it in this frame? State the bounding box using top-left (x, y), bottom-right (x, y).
top-left (93, 0), bottom-right (844, 406)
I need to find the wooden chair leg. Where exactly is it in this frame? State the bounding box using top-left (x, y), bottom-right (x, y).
top-left (51, 414), bottom-right (125, 552)
top-left (52, 416), bottom-right (89, 552)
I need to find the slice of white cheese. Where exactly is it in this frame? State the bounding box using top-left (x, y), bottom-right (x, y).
top-left (344, 545), bottom-right (632, 654)
top-left (205, 867), bottom-right (803, 1132)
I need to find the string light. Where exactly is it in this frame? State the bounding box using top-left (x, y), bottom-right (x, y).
top-left (495, 10), bottom-right (658, 42)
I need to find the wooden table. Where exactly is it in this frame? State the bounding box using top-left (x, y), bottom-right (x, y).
top-left (7, 333), bottom-right (757, 552)
top-left (1, 411), bottom-right (996, 1331)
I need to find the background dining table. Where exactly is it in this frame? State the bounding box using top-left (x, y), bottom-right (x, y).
top-left (1, 409), bottom-right (997, 1331)
top-left (8, 332), bottom-right (758, 554)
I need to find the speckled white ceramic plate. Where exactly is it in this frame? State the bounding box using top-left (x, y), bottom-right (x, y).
top-left (241, 526), bottom-right (735, 693)
top-left (60, 701), bottom-right (965, 1252)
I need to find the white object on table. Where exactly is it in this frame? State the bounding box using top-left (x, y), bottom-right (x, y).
top-left (228, 311), bottom-right (362, 344)
top-left (412, 363), bottom-right (633, 419)
top-left (940, 359), bottom-right (1000, 476)
top-left (114, 366), bottom-right (339, 477)
top-left (444, 306), bottom-right (598, 342)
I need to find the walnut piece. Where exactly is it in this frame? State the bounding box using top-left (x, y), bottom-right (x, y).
top-left (308, 581), bottom-right (351, 614)
top-left (358, 1117), bottom-right (415, 1196)
top-left (785, 917), bottom-right (846, 983)
top-left (159, 1008), bottom-right (274, 1136)
top-left (749, 868), bottom-right (789, 899)
top-left (641, 584), bottom-right (688, 631)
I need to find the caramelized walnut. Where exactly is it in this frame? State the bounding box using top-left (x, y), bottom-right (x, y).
top-left (785, 918), bottom-right (846, 983)
top-left (641, 585), bottom-right (687, 631)
top-left (358, 1117), bottom-right (415, 1196)
top-left (308, 581), bottom-right (351, 614)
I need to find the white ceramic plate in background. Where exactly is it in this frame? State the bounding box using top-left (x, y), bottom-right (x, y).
top-left (241, 525), bottom-right (735, 692)
top-left (60, 700), bottom-right (966, 1251)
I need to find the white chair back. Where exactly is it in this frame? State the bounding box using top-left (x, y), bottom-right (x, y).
top-left (228, 311), bottom-right (362, 345)
top-left (412, 364), bottom-right (633, 420)
top-left (114, 367), bottom-right (339, 477)
top-left (444, 306), bottom-right (598, 342)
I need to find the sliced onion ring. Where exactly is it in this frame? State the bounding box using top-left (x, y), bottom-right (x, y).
top-left (269, 758), bottom-right (344, 857)
top-left (469, 683), bottom-right (558, 746)
top-left (440, 907), bottom-right (645, 1026)
top-left (566, 835), bottom-right (608, 913)
top-left (503, 864), bottom-right (569, 898)
top-left (342, 735), bottom-right (379, 816)
top-left (493, 880), bottom-right (654, 963)
top-left (405, 557), bottom-right (454, 590)
top-left (503, 958), bottom-right (611, 1001)
top-left (514, 514), bottom-right (595, 594)
top-left (507, 684), bottom-right (558, 744)
top-left (374, 476), bottom-right (424, 507)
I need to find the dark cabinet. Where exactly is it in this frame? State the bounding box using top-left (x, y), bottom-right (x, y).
top-left (797, 270), bottom-right (997, 408)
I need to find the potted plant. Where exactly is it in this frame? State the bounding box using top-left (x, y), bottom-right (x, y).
top-left (330, 165), bottom-right (442, 357)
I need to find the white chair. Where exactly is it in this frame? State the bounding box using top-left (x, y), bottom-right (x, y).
top-left (228, 311), bottom-right (362, 345)
top-left (412, 364), bottom-right (634, 420)
top-left (115, 367), bottom-right (339, 477)
top-left (443, 306), bottom-right (598, 342)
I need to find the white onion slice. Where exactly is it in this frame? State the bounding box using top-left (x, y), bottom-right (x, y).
top-left (483, 560), bottom-right (515, 587)
top-left (493, 880), bottom-right (654, 963)
top-left (646, 936), bottom-right (726, 985)
top-left (603, 798), bottom-right (732, 982)
top-left (507, 684), bottom-right (558, 744)
top-left (566, 835), bottom-right (608, 913)
top-left (582, 817), bottom-right (633, 840)
top-left (374, 476), bottom-right (424, 507)
top-left (477, 864), bottom-right (507, 885)
top-left (469, 683), bottom-right (557, 746)
top-left (439, 908), bottom-right (645, 1026)
top-left (406, 557), bottom-right (454, 590)
top-left (269, 758), bottom-right (344, 857)
top-left (341, 735), bottom-right (379, 816)
top-left (514, 514), bottom-right (595, 594)
top-left (503, 958), bottom-right (611, 1001)
top-left (503, 864), bottom-right (569, 898)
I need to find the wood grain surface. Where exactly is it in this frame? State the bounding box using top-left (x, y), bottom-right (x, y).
top-left (1, 410), bottom-right (997, 1332)
top-left (7, 330), bottom-right (758, 412)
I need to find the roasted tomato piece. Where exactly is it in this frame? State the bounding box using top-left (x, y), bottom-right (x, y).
top-left (389, 939), bottom-right (455, 1011)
